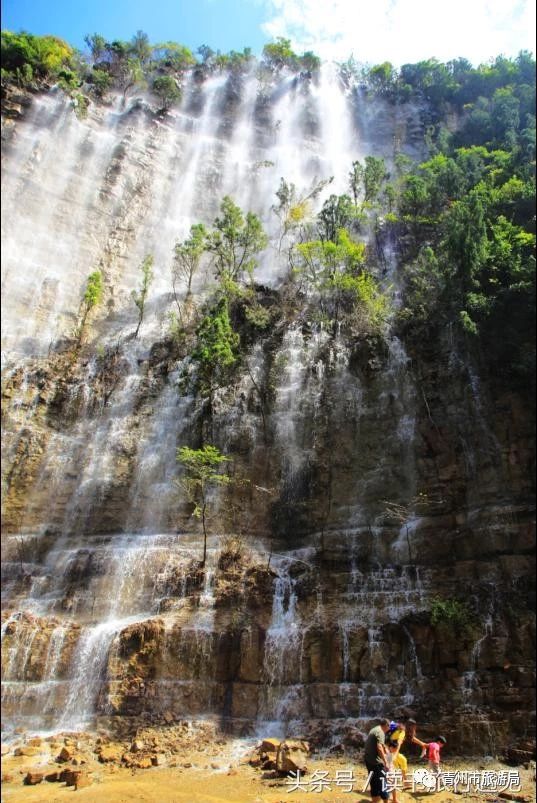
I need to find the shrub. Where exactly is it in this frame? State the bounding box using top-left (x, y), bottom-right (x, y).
top-left (152, 74), bottom-right (181, 109)
top-left (430, 597), bottom-right (474, 630)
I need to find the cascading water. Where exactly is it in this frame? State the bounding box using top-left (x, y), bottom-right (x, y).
top-left (258, 562), bottom-right (303, 733)
top-left (3, 60), bottom-right (525, 753)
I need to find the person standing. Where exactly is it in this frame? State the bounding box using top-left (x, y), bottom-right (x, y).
top-left (386, 740), bottom-right (408, 803)
top-left (426, 736), bottom-right (447, 775)
top-left (364, 718), bottom-right (391, 802)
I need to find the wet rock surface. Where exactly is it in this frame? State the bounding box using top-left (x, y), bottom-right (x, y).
top-left (1, 81), bottom-right (535, 758)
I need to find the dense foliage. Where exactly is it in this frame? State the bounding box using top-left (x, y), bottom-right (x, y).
top-left (371, 55), bottom-right (537, 386)
top-left (1, 29), bottom-right (320, 105)
top-left (192, 298), bottom-right (240, 395)
top-left (1, 30), bottom-right (73, 87)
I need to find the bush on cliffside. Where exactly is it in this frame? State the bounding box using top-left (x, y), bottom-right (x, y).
top-left (1, 30), bottom-right (74, 86)
top-left (430, 597), bottom-right (475, 634)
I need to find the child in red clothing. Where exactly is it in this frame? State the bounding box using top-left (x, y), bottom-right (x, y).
top-left (426, 736), bottom-right (447, 775)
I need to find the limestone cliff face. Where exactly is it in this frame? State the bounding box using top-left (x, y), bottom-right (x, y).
top-left (1, 75), bottom-right (535, 756)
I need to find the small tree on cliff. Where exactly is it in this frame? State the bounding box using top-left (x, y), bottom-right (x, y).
top-left (173, 223), bottom-right (207, 298)
top-left (131, 254), bottom-right (154, 338)
top-left (348, 156), bottom-right (389, 211)
top-left (177, 445), bottom-right (232, 566)
top-left (152, 75), bottom-right (182, 110)
top-left (77, 270), bottom-right (104, 342)
top-left (206, 196), bottom-right (267, 285)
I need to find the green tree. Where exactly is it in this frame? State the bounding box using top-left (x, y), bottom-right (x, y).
top-left (294, 228), bottom-right (387, 327)
top-left (271, 176), bottom-right (332, 253)
top-left (1, 31), bottom-right (73, 79)
top-left (131, 255), bottom-right (154, 338)
top-left (77, 270), bottom-right (104, 340)
top-left (129, 30), bottom-right (151, 66)
top-left (348, 156), bottom-right (391, 211)
top-left (152, 75), bottom-right (181, 109)
top-left (366, 61), bottom-right (396, 96)
top-left (399, 246), bottom-right (442, 327)
top-left (84, 33), bottom-right (106, 63)
top-left (295, 228), bottom-right (365, 286)
top-left (362, 156), bottom-right (389, 204)
top-left (90, 68), bottom-right (113, 98)
top-left (206, 196), bottom-right (267, 284)
top-left (153, 42), bottom-right (196, 72)
top-left (490, 87), bottom-right (520, 147)
top-left (177, 445), bottom-right (232, 566)
top-left (317, 194), bottom-right (354, 241)
top-left (197, 44), bottom-right (215, 65)
top-left (348, 161), bottom-right (364, 208)
top-left (443, 188), bottom-right (488, 303)
top-left (298, 51), bottom-right (320, 73)
top-left (118, 56), bottom-right (146, 101)
top-left (401, 175), bottom-right (430, 229)
top-left (173, 223), bottom-right (207, 298)
top-left (262, 37), bottom-right (297, 71)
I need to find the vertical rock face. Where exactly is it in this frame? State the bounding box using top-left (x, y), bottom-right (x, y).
top-left (1, 68), bottom-right (535, 753)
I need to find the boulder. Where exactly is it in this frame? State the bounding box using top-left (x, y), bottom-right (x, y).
top-left (14, 746), bottom-right (40, 757)
top-left (60, 768), bottom-right (86, 786)
top-left (24, 772), bottom-right (44, 785)
top-left (98, 743), bottom-right (124, 763)
top-left (45, 771), bottom-right (62, 782)
top-left (250, 736), bottom-right (281, 768)
top-left (74, 774), bottom-right (93, 790)
top-left (151, 753), bottom-right (166, 766)
top-left (504, 747), bottom-right (535, 765)
top-left (56, 745), bottom-right (74, 762)
top-left (1, 773), bottom-right (14, 783)
top-left (132, 756), bottom-right (153, 769)
top-left (130, 739), bottom-right (145, 753)
top-left (276, 740), bottom-right (310, 775)
top-left (260, 738), bottom-right (281, 753)
top-left (72, 754), bottom-right (86, 765)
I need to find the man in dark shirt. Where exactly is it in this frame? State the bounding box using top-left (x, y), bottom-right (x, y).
top-left (364, 718), bottom-right (391, 801)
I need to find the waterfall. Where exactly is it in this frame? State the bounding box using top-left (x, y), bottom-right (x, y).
top-left (59, 619), bottom-right (123, 730)
top-left (3, 60), bottom-right (509, 748)
top-left (258, 562), bottom-right (304, 735)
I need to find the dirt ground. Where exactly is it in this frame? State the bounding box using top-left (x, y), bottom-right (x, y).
top-left (1, 745), bottom-right (536, 803)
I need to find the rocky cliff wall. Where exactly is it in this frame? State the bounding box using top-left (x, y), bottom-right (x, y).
top-left (1, 78), bottom-right (535, 757)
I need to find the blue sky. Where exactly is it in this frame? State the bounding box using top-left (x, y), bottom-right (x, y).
top-left (1, 0), bottom-right (269, 54)
top-left (2, 0), bottom-right (536, 65)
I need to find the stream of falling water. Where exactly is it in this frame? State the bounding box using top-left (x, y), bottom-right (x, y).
top-left (257, 561), bottom-right (303, 736)
top-left (58, 615), bottom-right (140, 731)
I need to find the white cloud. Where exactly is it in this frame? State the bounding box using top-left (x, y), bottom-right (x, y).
top-left (260, 0), bottom-right (536, 65)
